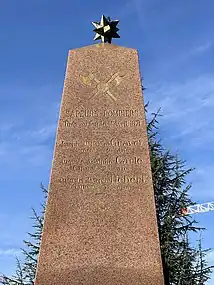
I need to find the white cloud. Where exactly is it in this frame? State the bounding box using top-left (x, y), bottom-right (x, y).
top-left (132, 0), bottom-right (149, 30)
top-left (0, 124), bottom-right (13, 132)
top-left (177, 42), bottom-right (213, 64)
top-left (0, 122), bottom-right (55, 168)
top-left (192, 42), bottom-right (212, 54)
top-left (26, 124), bottom-right (57, 142)
top-left (146, 74), bottom-right (214, 147)
top-left (189, 165), bottom-right (214, 200)
top-left (0, 249), bottom-right (21, 257)
top-left (206, 250), bottom-right (214, 264)
top-left (0, 83), bottom-right (59, 168)
top-left (117, 1), bottom-right (136, 18)
top-left (0, 143), bottom-right (8, 157)
top-left (145, 74), bottom-right (214, 201)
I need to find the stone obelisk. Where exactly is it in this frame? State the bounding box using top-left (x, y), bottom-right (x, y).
top-left (34, 15), bottom-right (165, 285)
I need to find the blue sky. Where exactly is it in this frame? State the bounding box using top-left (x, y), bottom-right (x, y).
top-left (0, 0), bottom-right (214, 283)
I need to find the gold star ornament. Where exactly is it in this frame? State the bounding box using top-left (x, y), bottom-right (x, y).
top-left (92, 15), bottom-right (120, 44)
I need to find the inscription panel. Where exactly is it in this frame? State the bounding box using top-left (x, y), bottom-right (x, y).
top-left (35, 44), bottom-right (164, 285)
top-left (62, 108), bottom-right (142, 129)
top-left (63, 118), bottom-right (142, 128)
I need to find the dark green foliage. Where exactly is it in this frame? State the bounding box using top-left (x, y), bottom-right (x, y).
top-left (0, 258), bottom-right (25, 285)
top-left (0, 184), bottom-right (47, 285)
top-left (0, 107), bottom-right (213, 285)
top-left (193, 234), bottom-right (214, 285)
top-left (146, 105), bottom-right (213, 284)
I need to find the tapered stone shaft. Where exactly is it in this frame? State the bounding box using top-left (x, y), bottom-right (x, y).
top-left (34, 43), bottom-right (165, 285)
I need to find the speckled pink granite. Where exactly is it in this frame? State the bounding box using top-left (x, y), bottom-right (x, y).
top-left (34, 43), bottom-right (165, 285)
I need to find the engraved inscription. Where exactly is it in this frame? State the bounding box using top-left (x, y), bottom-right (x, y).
top-left (57, 175), bottom-right (145, 185)
top-left (58, 139), bottom-right (144, 149)
top-left (62, 156), bottom-right (143, 172)
top-left (87, 156), bottom-right (143, 165)
top-left (61, 161), bottom-right (127, 172)
top-left (59, 140), bottom-right (80, 147)
top-left (116, 156), bottom-right (143, 164)
top-left (64, 119), bottom-right (142, 128)
top-left (103, 109), bottom-right (138, 117)
top-left (64, 109), bottom-right (139, 118)
top-left (58, 101), bottom-right (145, 194)
top-left (65, 109), bottom-right (98, 117)
top-left (110, 139), bottom-right (143, 147)
top-left (62, 108), bottom-right (142, 130)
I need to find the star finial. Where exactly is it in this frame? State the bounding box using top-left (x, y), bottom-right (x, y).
top-left (92, 15), bottom-right (120, 44)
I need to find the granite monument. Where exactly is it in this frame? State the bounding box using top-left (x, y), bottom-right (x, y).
top-left (34, 15), bottom-right (165, 285)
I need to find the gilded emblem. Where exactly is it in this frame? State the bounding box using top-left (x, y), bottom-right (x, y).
top-left (80, 71), bottom-right (126, 102)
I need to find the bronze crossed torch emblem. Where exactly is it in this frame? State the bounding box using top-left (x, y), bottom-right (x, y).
top-left (80, 71), bottom-right (126, 101)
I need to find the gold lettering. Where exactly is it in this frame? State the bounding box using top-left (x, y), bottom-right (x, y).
top-left (110, 139), bottom-right (143, 147)
top-left (57, 175), bottom-right (145, 186)
top-left (65, 109), bottom-right (98, 118)
top-left (111, 175), bottom-right (144, 184)
top-left (88, 157), bottom-right (113, 165)
top-left (63, 120), bottom-right (142, 128)
top-left (115, 156), bottom-right (143, 164)
top-left (59, 140), bottom-right (79, 147)
top-left (64, 120), bottom-right (76, 127)
top-left (104, 109), bottom-right (138, 117)
top-left (74, 109), bottom-right (98, 118)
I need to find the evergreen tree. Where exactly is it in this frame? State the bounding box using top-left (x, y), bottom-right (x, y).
top-left (0, 184), bottom-right (47, 285)
top-left (193, 233), bottom-right (214, 285)
top-left (146, 106), bottom-right (213, 284)
top-left (0, 258), bottom-right (25, 285)
top-left (0, 108), bottom-right (213, 285)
